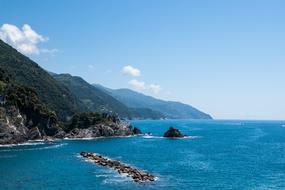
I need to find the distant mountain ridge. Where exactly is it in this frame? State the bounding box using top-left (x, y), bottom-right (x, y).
top-left (53, 73), bottom-right (164, 119)
top-left (0, 39), bottom-right (211, 120)
top-left (95, 85), bottom-right (212, 119)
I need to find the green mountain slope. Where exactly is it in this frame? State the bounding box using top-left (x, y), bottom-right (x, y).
top-left (53, 74), bottom-right (164, 119)
top-left (0, 40), bottom-right (85, 120)
top-left (95, 85), bottom-right (212, 119)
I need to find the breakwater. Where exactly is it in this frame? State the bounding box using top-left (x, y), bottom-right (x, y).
top-left (80, 152), bottom-right (155, 183)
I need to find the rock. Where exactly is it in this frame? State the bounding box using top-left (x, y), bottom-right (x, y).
top-left (66, 128), bottom-right (93, 138)
top-left (53, 130), bottom-right (66, 139)
top-left (132, 127), bottom-right (142, 135)
top-left (65, 122), bottom-right (134, 139)
top-left (0, 106), bottom-right (29, 144)
top-left (99, 125), bottom-right (114, 136)
top-left (27, 127), bottom-right (42, 140)
top-left (163, 127), bottom-right (184, 138)
top-left (80, 152), bottom-right (155, 183)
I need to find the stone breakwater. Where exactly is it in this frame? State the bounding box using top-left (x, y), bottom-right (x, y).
top-left (80, 152), bottom-right (155, 183)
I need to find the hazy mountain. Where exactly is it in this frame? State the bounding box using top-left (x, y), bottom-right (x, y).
top-left (53, 74), bottom-right (164, 119)
top-left (95, 85), bottom-right (212, 119)
top-left (0, 39), bottom-right (209, 120)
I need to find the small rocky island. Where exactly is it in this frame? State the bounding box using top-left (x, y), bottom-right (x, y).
top-left (163, 127), bottom-right (185, 138)
top-left (80, 152), bottom-right (155, 183)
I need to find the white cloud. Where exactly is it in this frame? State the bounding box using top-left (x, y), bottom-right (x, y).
top-left (123, 65), bottom-right (161, 94)
top-left (122, 65), bottom-right (141, 77)
top-left (128, 79), bottom-right (146, 91)
top-left (128, 79), bottom-right (161, 94)
top-left (0, 23), bottom-right (55, 55)
top-left (149, 84), bottom-right (161, 94)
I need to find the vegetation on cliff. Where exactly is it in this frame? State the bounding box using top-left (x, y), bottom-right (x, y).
top-left (53, 74), bottom-right (165, 119)
top-left (65, 112), bottom-right (120, 132)
top-left (0, 68), bottom-right (61, 136)
top-left (0, 39), bottom-right (85, 120)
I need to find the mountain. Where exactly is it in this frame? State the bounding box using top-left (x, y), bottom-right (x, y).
top-left (0, 39), bottom-right (210, 120)
top-left (0, 39), bottom-right (85, 120)
top-left (0, 68), bottom-right (137, 144)
top-left (95, 85), bottom-right (212, 119)
top-left (0, 40), bottom-right (141, 144)
top-left (53, 74), bottom-right (164, 119)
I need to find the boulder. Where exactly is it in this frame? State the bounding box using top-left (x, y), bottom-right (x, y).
top-left (53, 130), bottom-right (66, 139)
top-left (132, 127), bottom-right (142, 135)
top-left (27, 127), bottom-right (42, 140)
top-left (100, 125), bottom-right (114, 136)
top-left (163, 127), bottom-right (184, 138)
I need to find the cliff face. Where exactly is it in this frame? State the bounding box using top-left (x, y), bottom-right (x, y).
top-left (0, 106), bottom-right (34, 144)
top-left (0, 67), bottom-right (136, 144)
top-left (63, 112), bottom-right (135, 139)
top-left (0, 106), bottom-right (136, 144)
top-left (65, 123), bottom-right (133, 139)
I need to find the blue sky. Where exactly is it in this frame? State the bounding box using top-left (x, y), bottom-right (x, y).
top-left (0, 0), bottom-right (284, 120)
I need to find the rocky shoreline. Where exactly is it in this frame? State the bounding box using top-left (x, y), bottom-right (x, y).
top-left (0, 106), bottom-right (142, 145)
top-left (80, 152), bottom-right (155, 183)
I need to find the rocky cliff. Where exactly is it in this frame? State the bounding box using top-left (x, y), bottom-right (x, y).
top-left (0, 106), bottom-right (40, 144)
top-left (0, 68), bottom-right (137, 144)
top-left (0, 108), bottom-right (137, 144)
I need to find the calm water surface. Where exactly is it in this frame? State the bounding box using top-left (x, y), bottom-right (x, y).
top-left (1, 120), bottom-right (285, 190)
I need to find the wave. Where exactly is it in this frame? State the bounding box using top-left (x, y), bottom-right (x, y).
top-left (282, 125), bottom-right (285, 128)
top-left (183, 136), bottom-right (202, 139)
top-left (142, 135), bottom-right (164, 139)
top-left (142, 135), bottom-right (202, 139)
top-left (0, 141), bottom-right (46, 147)
top-left (95, 174), bottom-right (109, 178)
top-left (64, 135), bottom-right (134, 141)
top-left (102, 172), bottom-right (158, 185)
top-left (0, 143), bottom-right (67, 152)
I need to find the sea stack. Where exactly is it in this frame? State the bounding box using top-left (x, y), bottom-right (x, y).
top-left (163, 127), bottom-right (184, 138)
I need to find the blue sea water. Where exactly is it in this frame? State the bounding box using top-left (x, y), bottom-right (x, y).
top-left (1, 120), bottom-right (285, 190)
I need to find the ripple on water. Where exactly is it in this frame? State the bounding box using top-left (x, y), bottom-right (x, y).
top-left (0, 143), bottom-right (67, 152)
top-left (179, 150), bottom-right (213, 171)
top-left (142, 135), bottom-right (202, 139)
top-left (0, 141), bottom-right (45, 147)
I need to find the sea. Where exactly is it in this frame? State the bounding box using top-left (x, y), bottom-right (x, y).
top-left (0, 120), bottom-right (285, 190)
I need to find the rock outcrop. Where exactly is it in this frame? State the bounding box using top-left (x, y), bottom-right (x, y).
top-left (27, 127), bottom-right (42, 140)
top-left (0, 105), bottom-right (141, 144)
top-left (0, 106), bottom-right (28, 144)
top-left (132, 127), bottom-right (142, 135)
top-left (65, 123), bottom-right (134, 138)
top-left (80, 152), bottom-right (155, 183)
top-left (163, 127), bottom-right (184, 138)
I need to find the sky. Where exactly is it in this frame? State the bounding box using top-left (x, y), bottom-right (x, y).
top-left (0, 0), bottom-right (284, 120)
